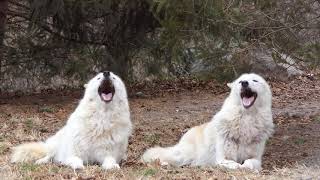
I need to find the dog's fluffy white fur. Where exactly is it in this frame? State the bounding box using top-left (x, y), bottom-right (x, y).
top-left (11, 72), bottom-right (132, 170)
top-left (142, 73), bottom-right (274, 171)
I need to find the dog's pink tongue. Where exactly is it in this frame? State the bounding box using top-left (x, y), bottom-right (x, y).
top-left (242, 96), bottom-right (254, 107)
top-left (102, 93), bottom-right (112, 101)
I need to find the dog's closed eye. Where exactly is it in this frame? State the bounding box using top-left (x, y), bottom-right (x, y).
top-left (253, 80), bottom-right (258, 82)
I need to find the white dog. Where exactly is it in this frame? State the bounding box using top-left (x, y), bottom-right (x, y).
top-left (11, 71), bottom-right (132, 170)
top-left (142, 73), bottom-right (274, 171)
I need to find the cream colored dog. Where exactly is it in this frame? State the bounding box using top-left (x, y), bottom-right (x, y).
top-left (11, 71), bottom-right (132, 170)
top-left (142, 73), bottom-right (274, 171)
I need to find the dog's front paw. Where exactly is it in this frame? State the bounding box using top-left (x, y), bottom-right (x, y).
top-left (70, 163), bottom-right (85, 170)
top-left (102, 156), bottom-right (120, 170)
top-left (160, 161), bottom-right (169, 166)
top-left (65, 156), bottom-right (84, 170)
top-left (102, 163), bottom-right (120, 170)
top-left (240, 159), bottom-right (261, 172)
top-left (218, 160), bottom-right (241, 170)
top-left (240, 162), bottom-right (254, 170)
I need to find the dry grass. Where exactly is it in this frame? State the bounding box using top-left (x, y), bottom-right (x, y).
top-left (1, 108), bottom-right (319, 179)
top-left (1, 156), bottom-right (319, 180)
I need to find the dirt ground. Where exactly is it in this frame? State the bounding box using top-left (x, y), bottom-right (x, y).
top-left (0, 75), bottom-right (320, 179)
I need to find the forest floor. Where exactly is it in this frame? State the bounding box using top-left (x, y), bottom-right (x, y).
top-left (0, 74), bottom-right (320, 179)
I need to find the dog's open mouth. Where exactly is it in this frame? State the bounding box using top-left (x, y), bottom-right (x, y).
top-left (98, 79), bottom-right (115, 103)
top-left (240, 88), bottom-right (257, 109)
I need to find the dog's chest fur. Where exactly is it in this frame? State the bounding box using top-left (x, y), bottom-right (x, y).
top-left (216, 108), bottom-right (273, 162)
top-left (71, 106), bottom-right (131, 162)
top-left (220, 110), bottom-right (268, 145)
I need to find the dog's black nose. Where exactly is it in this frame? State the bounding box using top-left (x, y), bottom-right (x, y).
top-left (103, 71), bottom-right (110, 77)
top-left (241, 81), bottom-right (249, 88)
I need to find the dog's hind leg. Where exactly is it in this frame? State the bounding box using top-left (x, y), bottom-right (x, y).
top-left (35, 155), bottom-right (52, 164)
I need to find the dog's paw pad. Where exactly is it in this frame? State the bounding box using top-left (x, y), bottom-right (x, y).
top-left (102, 163), bottom-right (120, 170)
top-left (65, 156), bottom-right (84, 170)
top-left (218, 160), bottom-right (241, 170)
top-left (240, 163), bottom-right (253, 169)
top-left (36, 158), bottom-right (48, 164)
top-left (240, 163), bottom-right (261, 172)
top-left (160, 161), bottom-right (169, 166)
top-left (223, 164), bottom-right (240, 169)
top-left (71, 164), bottom-right (85, 170)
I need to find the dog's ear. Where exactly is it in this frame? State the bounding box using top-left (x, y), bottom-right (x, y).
top-left (83, 84), bottom-right (88, 88)
top-left (227, 82), bottom-right (233, 88)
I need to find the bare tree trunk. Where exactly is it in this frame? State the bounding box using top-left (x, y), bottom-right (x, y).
top-left (101, 0), bottom-right (157, 80)
top-left (108, 48), bottom-right (131, 79)
top-left (0, 0), bottom-right (8, 81)
top-left (0, 0), bottom-right (8, 45)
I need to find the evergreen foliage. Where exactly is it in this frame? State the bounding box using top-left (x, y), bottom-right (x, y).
top-left (2, 0), bottom-right (319, 83)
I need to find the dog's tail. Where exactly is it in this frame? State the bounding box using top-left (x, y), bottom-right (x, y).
top-left (11, 142), bottom-right (48, 163)
top-left (142, 145), bottom-right (190, 166)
